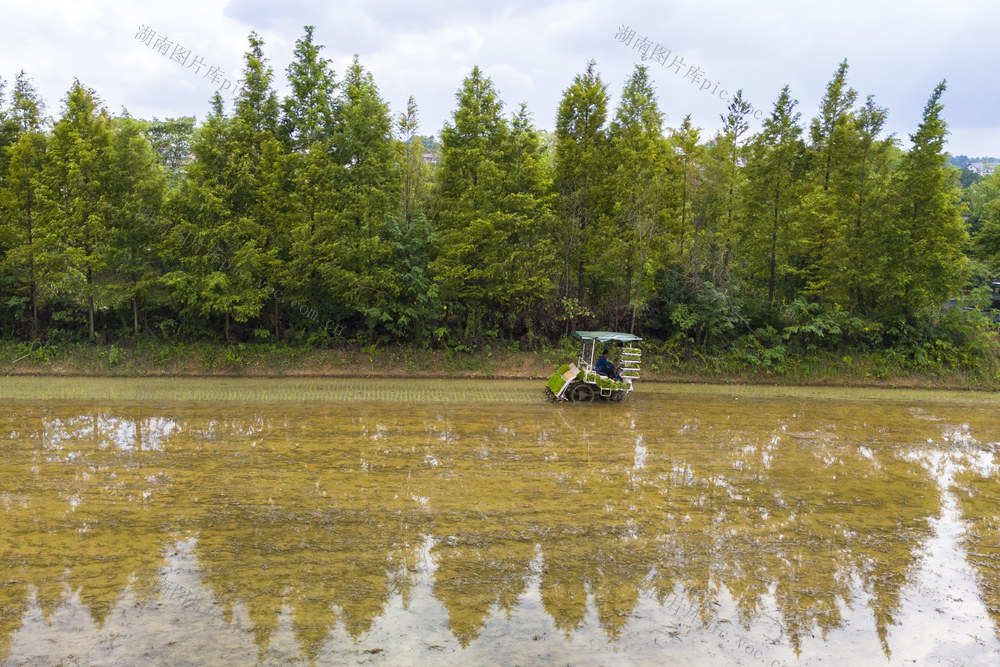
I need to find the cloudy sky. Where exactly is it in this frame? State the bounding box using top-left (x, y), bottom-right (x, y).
top-left (2, 0), bottom-right (997, 157)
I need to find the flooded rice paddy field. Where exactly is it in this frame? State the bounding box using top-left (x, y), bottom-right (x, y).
top-left (1, 378), bottom-right (998, 665)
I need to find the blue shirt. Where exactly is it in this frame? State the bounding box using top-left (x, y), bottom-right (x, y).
top-left (596, 355), bottom-right (614, 372)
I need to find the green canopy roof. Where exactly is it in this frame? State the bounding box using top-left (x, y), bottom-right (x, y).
top-left (572, 331), bottom-right (643, 343)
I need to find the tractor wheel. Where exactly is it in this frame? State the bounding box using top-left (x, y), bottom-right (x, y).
top-left (571, 383), bottom-right (595, 402)
top-left (610, 390), bottom-right (625, 403)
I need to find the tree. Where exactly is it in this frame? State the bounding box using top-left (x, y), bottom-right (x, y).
top-left (383, 210), bottom-right (440, 342)
top-left (431, 65), bottom-right (507, 336)
top-left (670, 114), bottom-right (702, 265)
top-left (328, 55), bottom-right (399, 335)
top-left (280, 25), bottom-right (336, 151)
top-left (741, 86), bottom-right (805, 305)
top-left (715, 89), bottom-right (753, 282)
top-left (397, 95), bottom-right (430, 227)
top-left (142, 116), bottom-right (195, 186)
top-left (970, 169), bottom-right (1000, 271)
top-left (35, 80), bottom-right (115, 340)
top-left (281, 26), bottom-right (340, 335)
top-left (162, 80), bottom-right (276, 342)
top-left (0, 71), bottom-right (47, 336)
top-left (227, 31), bottom-right (287, 339)
top-left (882, 81), bottom-right (968, 316)
top-left (494, 103), bottom-right (557, 335)
top-left (809, 61), bottom-right (857, 193)
top-left (608, 65), bottom-right (674, 332)
top-left (106, 116), bottom-right (167, 334)
top-left (431, 67), bottom-right (554, 339)
top-left (796, 62), bottom-right (859, 299)
top-left (553, 60), bottom-right (612, 331)
top-left (0, 72), bottom-right (43, 183)
top-left (838, 96), bottom-right (895, 317)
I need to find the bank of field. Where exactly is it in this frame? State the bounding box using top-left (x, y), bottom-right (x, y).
top-left (3, 338), bottom-right (998, 391)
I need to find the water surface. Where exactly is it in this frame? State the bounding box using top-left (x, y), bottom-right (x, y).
top-left (1, 379), bottom-right (998, 665)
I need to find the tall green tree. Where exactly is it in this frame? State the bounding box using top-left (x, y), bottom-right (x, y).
top-left (798, 61), bottom-right (859, 300)
top-left (281, 26), bottom-right (341, 334)
top-left (0, 73), bottom-right (48, 336)
top-left (160, 95), bottom-right (250, 341)
top-left (328, 55), bottom-right (399, 334)
top-left (430, 66), bottom-right (507, 336)
top-left (713, 89), bottom-right (753, 282)
top-left (397, 95), bottom-right (430, 227)
top-left (163, 33), bottom-right (287, 344)
top-left (227, 31), bottom-right (287, 339)
top-left (608, 65), bottom-right (673, 332)
top-left (494, 103), bottom-right (557, 334)
top-left (106, 116), bottom-right (167, 334)
top-left (35, 80), bottom-right (115, 340)
top-left (280, 25), bottom-right (336, 151)
top-left (833, 96), bottom-right (895, 316)
top-left (670, 114), bottom-right (702, 266)
top-left (882, 81), bottom-right (967, 316)
top-left (553, 60), bottom-right (611, 330)
top-left (431, 67), bottom-right (554, 338)
top-left (741, 86), bottom-right (806, 305)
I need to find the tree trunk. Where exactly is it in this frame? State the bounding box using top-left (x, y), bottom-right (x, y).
top-left (563, 236), bottom-right (571, 299)
top-left (225, 313), bottom-right (231, 342)
top-left (769, 186), bottom-right (780, 304)
top-left (273, 298), bottom-right (280, 339)
top-left (133, 296), bottom-right (139, 335)
top-left (680, 168), bottom-right (688, 258)
top-left (30, 281), bottom-right (38, 339)
top-left (563, 243), bottom-right (570, 337)
top-left (28, 216), bottom-right (38, 337)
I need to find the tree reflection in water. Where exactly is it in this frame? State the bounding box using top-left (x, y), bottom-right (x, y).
top-left (1, 387), bottom-right (998, 663)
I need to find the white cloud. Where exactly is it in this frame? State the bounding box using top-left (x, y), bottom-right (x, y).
top-left (0, 0), bottom-right (997, 155)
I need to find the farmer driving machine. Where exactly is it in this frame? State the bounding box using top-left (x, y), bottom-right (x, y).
top-left (544, 331), bottom-right (642, 402)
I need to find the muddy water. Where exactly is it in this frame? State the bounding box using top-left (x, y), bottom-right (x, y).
top-left (1, 379), bottom-right (998, 665)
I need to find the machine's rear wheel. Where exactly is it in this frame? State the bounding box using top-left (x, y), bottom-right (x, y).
top-left (609, 390), bottom-right (625, 402)
top-left (571, 383), bottom-right (595, 402)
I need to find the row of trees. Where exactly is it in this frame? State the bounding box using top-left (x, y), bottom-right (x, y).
top-left (0, 28), bottom-right (991, 351)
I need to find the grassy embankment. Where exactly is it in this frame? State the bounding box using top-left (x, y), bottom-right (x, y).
top-left (2, 337), bottom-right (998, 390)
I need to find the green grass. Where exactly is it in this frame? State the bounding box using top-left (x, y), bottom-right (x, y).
top-left (2, 337), bottom-right (998, 391)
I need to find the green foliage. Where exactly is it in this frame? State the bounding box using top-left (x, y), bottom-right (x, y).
top-left (782, 298), bottom-right (844, 350)
top-left (430, 67), bottom-right (555, 340)
top-left (669, 281), bottom-right (737, 348)
top-left (141, 116), bottom-right (194, 185)
top-left (0, 50), bottom-right (997, 382)
top-left (552, 60), bottom-right (613, 334)
top-left (608, 66), bottom-right (673, 332)
top-left (740, 85), bottom-right (805, 304)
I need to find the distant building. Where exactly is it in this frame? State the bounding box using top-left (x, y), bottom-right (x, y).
top-left (967, 161), bottom-right (996, 176)
top-left (422, 152), bottom-right (439, 165)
